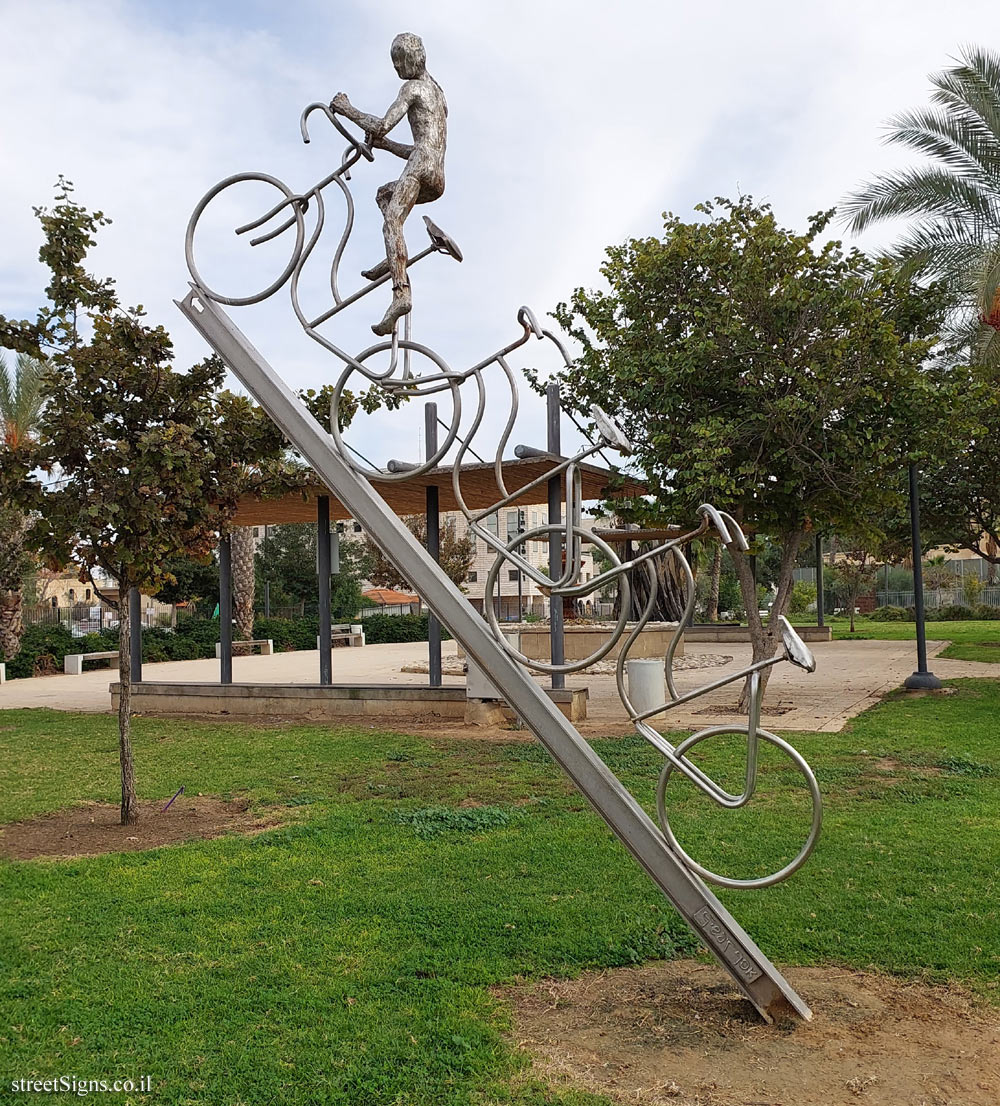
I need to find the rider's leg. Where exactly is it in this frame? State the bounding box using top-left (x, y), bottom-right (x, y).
top-left (361, 182), bottom-right (398, 282)
top-left (372, 174), bottom-right (421, 337)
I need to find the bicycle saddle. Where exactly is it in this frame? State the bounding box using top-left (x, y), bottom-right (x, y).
top-left (423, 216), bottom-right (463, 262)
top-left (591, 405), bottom-right (632, 455)
top-left (778, 615), bottom-right (816, 672)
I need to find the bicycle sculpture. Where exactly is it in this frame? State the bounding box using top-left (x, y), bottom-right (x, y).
top-left (178, 33), bottom-right (821, 1021)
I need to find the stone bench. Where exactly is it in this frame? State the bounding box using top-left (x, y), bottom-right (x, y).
top-left (318, 624), bottom-right (365, 648)
top-left (215, 638), bottom-right (274, 658)
top-left (65, 650), bottom-right (118, 675)
top-left (0, 662), bottom-right (5, 684)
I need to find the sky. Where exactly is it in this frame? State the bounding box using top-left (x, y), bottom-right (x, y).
top-left (2, 0), bottom-right (999, 469)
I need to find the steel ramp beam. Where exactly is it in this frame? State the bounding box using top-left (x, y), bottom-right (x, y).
top-left (176, 287), bottom-right (811, 1024)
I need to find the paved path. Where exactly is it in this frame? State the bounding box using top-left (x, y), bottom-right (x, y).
top-left (0, 638), bottom-right (994, 733)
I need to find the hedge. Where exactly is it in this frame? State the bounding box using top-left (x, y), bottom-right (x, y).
top-left (868, 604), bottom-right (1000, 622)
top-left (4, 613), bottom-right (446, 679)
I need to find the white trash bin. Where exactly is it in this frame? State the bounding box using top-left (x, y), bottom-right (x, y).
top-left (626, 658), bottom-right (666, 716)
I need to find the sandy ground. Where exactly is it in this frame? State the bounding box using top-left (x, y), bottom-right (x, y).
top-left (505, 960), bottom-right (1000, 1106)
top-left (0, 797), bottom-right (283, 860)
top-left (1, 638), bottom-right (995, 733)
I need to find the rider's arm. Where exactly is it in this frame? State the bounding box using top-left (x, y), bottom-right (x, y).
top-left (335, 85), bottom-right (413, 141)
top-left (372, 134), bottom-right (414, 159)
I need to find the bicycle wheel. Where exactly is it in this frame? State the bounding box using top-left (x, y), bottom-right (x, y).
top-left (185, 172), bottom-right (306, 306)
top-left (655, 726), bottom-right (821, 890)
top-left (483, 524), bottom-right (630, 674)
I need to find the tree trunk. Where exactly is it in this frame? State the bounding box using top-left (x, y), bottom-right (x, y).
top-left (707, 542), bottom-right (722, 623)
top-left (613, 544), bottom-right (688, 622)
top-left (231, 527), bottom-right (256, 641)
top-left (0, 509), bottom-right (28, 660)
top-left (732, 531), bottom-right (804, 713)
top-left (0, 587), bottom-right (23, 661)
top-left (118, 589), bottom-right (139, 825)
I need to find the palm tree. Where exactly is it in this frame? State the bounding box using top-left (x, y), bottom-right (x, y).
top-left (842, 46), bottom-right (1000, 363)
top-left (230, 526), bottom-right (257, 643)
top-left (0, 352), bottom-right (47, 659)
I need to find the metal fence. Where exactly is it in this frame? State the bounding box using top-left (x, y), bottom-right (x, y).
top-left (23, 600), bottom-right (176, 634)
top-left (876, 587), bottom-right (1000, 610)
top-left (794, 558), bottom-right (998, 585)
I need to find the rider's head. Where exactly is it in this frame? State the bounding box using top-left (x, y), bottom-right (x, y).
top-left (391, 33), bottom-right (425, 80)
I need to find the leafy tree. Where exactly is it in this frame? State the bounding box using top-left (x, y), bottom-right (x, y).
top-left (365, 515), bottom-right (475, 593)
top-left (153, 554), bottom-right (220, 612)
top-left (550, 197), bottom-right (946, 707)
top-left (830, 534), bottom-right (882, 632)
top-left (842, 46), bottom-right (1000, 363)
top-left (919, 377), bottom-right (1000, 571)
top-left (0, 180), bottom-right (286, 823)
top-left (255, 523), bottom-right (367, 619)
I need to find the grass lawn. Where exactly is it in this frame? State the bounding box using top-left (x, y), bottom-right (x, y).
top-left (1, 681), bottom-right (999, 1104)
top-left (827, 616), bottom-right (1000, 663)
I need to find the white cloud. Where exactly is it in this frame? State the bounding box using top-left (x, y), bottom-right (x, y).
top-left (2, 0), bottom-right (998, 464)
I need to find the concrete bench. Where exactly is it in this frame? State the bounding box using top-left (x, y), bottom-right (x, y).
top-left (65, 650), bottom-right (118, 675)
top-left (0, 662), bottom-right (5, 684)
top-left (215, 638), bottom-right (273, 658)
top-left (318, 623), bottom-right (365, 648)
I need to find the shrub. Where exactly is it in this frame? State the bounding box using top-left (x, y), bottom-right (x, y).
top-left (868, 605), bottom-right (913, 621)
top-left (252, 616), bottom-right (319, 651)
top-left (6, 624), bottom-right (78, 678)
top-left (359, 613), bottom-right (451, 644)
top-left (789, 581), bottom-right (816, 614)
top-left (934, 604), bottom-right (977, 621)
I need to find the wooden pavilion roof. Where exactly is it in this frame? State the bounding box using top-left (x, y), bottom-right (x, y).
top-left (231, 456), bottom-right (647, 527)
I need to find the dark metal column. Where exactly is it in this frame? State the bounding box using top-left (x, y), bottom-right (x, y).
top-left (425, 403), bottom-right (442, 687)
top-left (547, 382), bottom-right (565, 689)
top-left (263, 525), bottom-right (271, 617)
top-left (219, 535), bottom-right (233, 684)
top-left (128, 586), bottom-right (142, 683)
top-left (904, 464), bottom-right (942, 690)
top-left (815, 535), bottom-right (825, 629)
top-left (317, 495), bottom-right (333, 685)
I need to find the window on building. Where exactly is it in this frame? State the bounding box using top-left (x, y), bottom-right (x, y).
top-left (504, 508), bottom-right (526, 544)
top-left (467, 571), bottom-right (478, 583)
top-left (51, 596), bottom-right (58, 608)
top-left (508, 570), bottom-right (519, 582)
top-left (486, 514), bottom-right (498, 538)
top-left (353, 521), bottom-right (362, 533)
top-left (68, 589), bottom-right (75, 601)
top-left (85, 589), bottom-right (92, 600)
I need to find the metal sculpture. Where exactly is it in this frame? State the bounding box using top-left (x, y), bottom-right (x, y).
top-left (178, 48), bottom-right (822, 1021)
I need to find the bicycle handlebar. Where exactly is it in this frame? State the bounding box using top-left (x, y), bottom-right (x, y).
top-left (299, 101), bottom-right (375, 162)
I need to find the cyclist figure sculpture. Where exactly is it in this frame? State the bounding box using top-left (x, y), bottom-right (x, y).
top-left (330, 32), bottom-right (447, 336)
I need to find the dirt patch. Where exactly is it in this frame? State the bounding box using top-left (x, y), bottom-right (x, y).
top-left (694, 703), bottom-right (796, 717)
top-left (504, 960), bottom-right (1000, 1106)
top-left (0, 797), bottom-right (284, 860)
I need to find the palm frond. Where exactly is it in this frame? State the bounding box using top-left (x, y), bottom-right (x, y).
top-left (931, 47), bottom-right (1000, 143)
top-left (967, 240), bottom-right (1000, 312)
top-left (884, 106), bottom-right (1000, 181)
top-left (971, 316), bottom-right (1000, 366)
top-left (0, 352), bottom-right (46, 446)
top-left (0, 353), bottom-right (13, 421)
top-left (842, 166), bottom-right (996, 233)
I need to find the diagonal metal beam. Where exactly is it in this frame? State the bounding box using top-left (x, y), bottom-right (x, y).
top-left (176, 286), bottom-right (811, 1023)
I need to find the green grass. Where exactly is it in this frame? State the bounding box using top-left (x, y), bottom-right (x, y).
top-left (1, 681), bottom-right (999, 1103)
top-left (821, 616), bottom-right (1000, 663)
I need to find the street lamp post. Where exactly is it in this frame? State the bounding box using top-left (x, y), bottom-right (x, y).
top-left (904, 463), bottom-right (942, 691)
